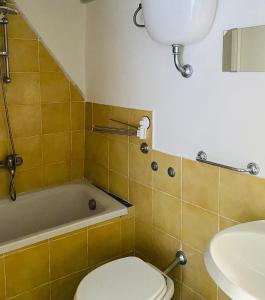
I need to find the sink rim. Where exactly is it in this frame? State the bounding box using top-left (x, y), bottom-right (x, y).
top-left (204, 220), bottom-right (265, 300)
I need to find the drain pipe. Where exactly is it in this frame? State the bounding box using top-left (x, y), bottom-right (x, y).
top-left (172, 45), bottom-right (193, 78)
top-left (164, 250), bottom-right (187, 275)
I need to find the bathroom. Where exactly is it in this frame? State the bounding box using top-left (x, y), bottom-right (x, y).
top-left (0, 0), bottom-right (264, 299)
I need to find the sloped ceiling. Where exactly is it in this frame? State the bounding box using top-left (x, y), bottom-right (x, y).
top-left (15, 0), bottom-right (87, 98)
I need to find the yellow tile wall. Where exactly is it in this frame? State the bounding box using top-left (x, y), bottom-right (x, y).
top-left (0, 212), bottom-right (134, 300)
top-left (85, 102), bottom-right (265, 300)
top-left (0, 3), bottom-right (85, 199)
top-left (1, 6), bottom-right (260, 300)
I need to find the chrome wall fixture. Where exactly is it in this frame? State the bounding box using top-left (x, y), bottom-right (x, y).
top-left (164, 250), bottom-right (187, 275)
top-left (0, 2), bottom-right (23, 201)
top-left (0, 3), bottom-right (18, 83)
top-left (140, 142), bottom-right (149, 154)
top-left (172, 44), bottom-right (193, 78)
top-left (92, 116), bottom-right (150, 140)
top-left (196, 151), bottom-right (260, 176)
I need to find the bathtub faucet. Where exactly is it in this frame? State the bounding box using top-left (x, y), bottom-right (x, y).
top-left (0, 154), bottom-right (23, 201)
top-left (0, 154), bottom-right (23, 171)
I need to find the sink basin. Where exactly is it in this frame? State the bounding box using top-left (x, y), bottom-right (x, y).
top-left (205, 221), bottom-right (265, 300)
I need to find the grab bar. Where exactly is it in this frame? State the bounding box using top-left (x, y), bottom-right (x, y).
top-left (196, 151), bottom-right (260, 176)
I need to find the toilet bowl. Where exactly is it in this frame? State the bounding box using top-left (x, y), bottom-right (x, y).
top-left (74, 257), bottom-right (174, 300)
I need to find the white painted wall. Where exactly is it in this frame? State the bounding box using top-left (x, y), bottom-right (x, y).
top-left (86, 0), bottom-right (265, 178)
top-left (15, 0), bottom-right (87, 96)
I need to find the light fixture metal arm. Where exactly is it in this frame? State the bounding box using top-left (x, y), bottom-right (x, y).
top-left (172, 44), bottom-right (193, 78)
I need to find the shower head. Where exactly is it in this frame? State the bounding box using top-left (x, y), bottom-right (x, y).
top-left (0, 6), bottom-right (18, 15)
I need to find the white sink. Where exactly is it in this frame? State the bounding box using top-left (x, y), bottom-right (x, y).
top-left (205, 221), bottom-right (265, 300)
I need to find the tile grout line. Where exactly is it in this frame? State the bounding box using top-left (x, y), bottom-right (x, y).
top-left (68, 79), bottom-right (73, 182)
top-left (3, 256), bottom-right (7, 300)
top-left (47, 239), bottom-right (52, 300)
top-left (37, 39), bottom-right (45, 190)
top-left (217, 167), bottom-right (221, 300)
top-left (179, 156), bottom-right (183, 293)
top-left (217, 167), bottom-right (221, 233)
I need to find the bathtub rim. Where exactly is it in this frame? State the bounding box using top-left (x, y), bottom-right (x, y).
top-left (0, 180), bottom-right (128, 254)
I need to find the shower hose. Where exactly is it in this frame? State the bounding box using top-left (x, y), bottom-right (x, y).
top-left (0, 60), bottom-right (17, 201)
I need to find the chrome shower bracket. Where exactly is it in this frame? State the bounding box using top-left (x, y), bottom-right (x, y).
top-left (172, 44), bottom-right (193, 78)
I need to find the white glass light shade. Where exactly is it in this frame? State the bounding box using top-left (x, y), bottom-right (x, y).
top-left (141, 0), bottom-right (218, 46)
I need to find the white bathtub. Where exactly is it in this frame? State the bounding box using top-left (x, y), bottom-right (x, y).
top-left (0, 181), bottom-right (128, 254)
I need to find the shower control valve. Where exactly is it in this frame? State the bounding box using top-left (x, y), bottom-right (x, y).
top-left (0, 154), bottom-right (23, 170)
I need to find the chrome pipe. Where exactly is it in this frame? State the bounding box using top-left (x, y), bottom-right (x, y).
top-left (196, 151), bottom-right (260, 176)
top-left (92, 126), bottom-right (138, 136)
top-left (1, 17), bottom-right (11, 83)
top-left (164, 251), bottom-right (187, 275)
top-left (0, 6), bottom-right (18, 15)
top-left (172, 44), bottom-right (193, 78)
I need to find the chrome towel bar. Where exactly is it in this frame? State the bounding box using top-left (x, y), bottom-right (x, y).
top-left (196, 151), bottom-right (260, 176)
top-left (92, 126), bottom-right (137, 136)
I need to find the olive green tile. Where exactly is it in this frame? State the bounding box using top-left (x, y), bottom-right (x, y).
top-left (153, 190), bottom-right (181, 239)
top-left (71, 102), bottom-right (85, 130)
top-left (152, 150), bottom-right (181, 198)
top-left (182, 244), bottom-right (217, 300)
top-left (14, 136), bottom-right (42, 170)
top-left (121, 217), bottom-right (135, 253)
top-left (40, 72), bottom-right (69, 103)
top-left (43, 132), bottom-right (70, 164)
top-left (44, 162), bottom-right (70, 186)
top-left (11, 284), bottom-right (50, 300)
top-left (5, 242), bottom-right (49, 297)
top-left (7, 73), bottom-right (40, 105)
top-left (109, 171), bottom-right (129, 200)
top-left (0, 257), bottom-right (4, 300)
top-left (71, 160), bottom-right (84, 180)
top-left (51, 271), bottom-right (87, 300)
top-left (87, 221), bottom-right (121, 266)
top-left (183, 159), bottom-right (219, 212)
top-left (50, 230), bottom-right (88, 280)
top-left (220, 169), bottom-right (265, 222)
top-left (16, 168), bottom-right (43, 193)
top-left (9, 104), bottom-right (41, 138)
top-left (39, 42), bottom-right (61, 72)
top-left (9, 39), bottom-right (38, 72)
top-left (129, 180), bottom-right (152, 225)
top-left (182, 202), bottom-right (218, 252)
top-left (42, 103), bottom-right (70, 134)
top-left (129, 143), bottom-right (152, 187)
top-left (8, 13), bottom-right (36, 39)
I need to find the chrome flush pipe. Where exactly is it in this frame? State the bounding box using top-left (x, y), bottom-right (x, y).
top-left (172, 44), bottom-right (193, 78)
top-left (164, 250), bottom-right (187, 275)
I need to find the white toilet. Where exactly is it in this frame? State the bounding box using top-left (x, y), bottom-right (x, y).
top-left (74, 256), bottom-right (174, 300)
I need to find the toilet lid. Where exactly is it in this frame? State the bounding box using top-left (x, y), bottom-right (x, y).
top-left (76, 257), bottom-right (167, 300)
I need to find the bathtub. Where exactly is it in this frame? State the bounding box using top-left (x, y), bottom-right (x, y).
top-left (0, 181), bottom-right (128, 254)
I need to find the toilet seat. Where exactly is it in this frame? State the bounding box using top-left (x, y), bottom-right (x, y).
top-left (75, 257), bottom-right (168, 300)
